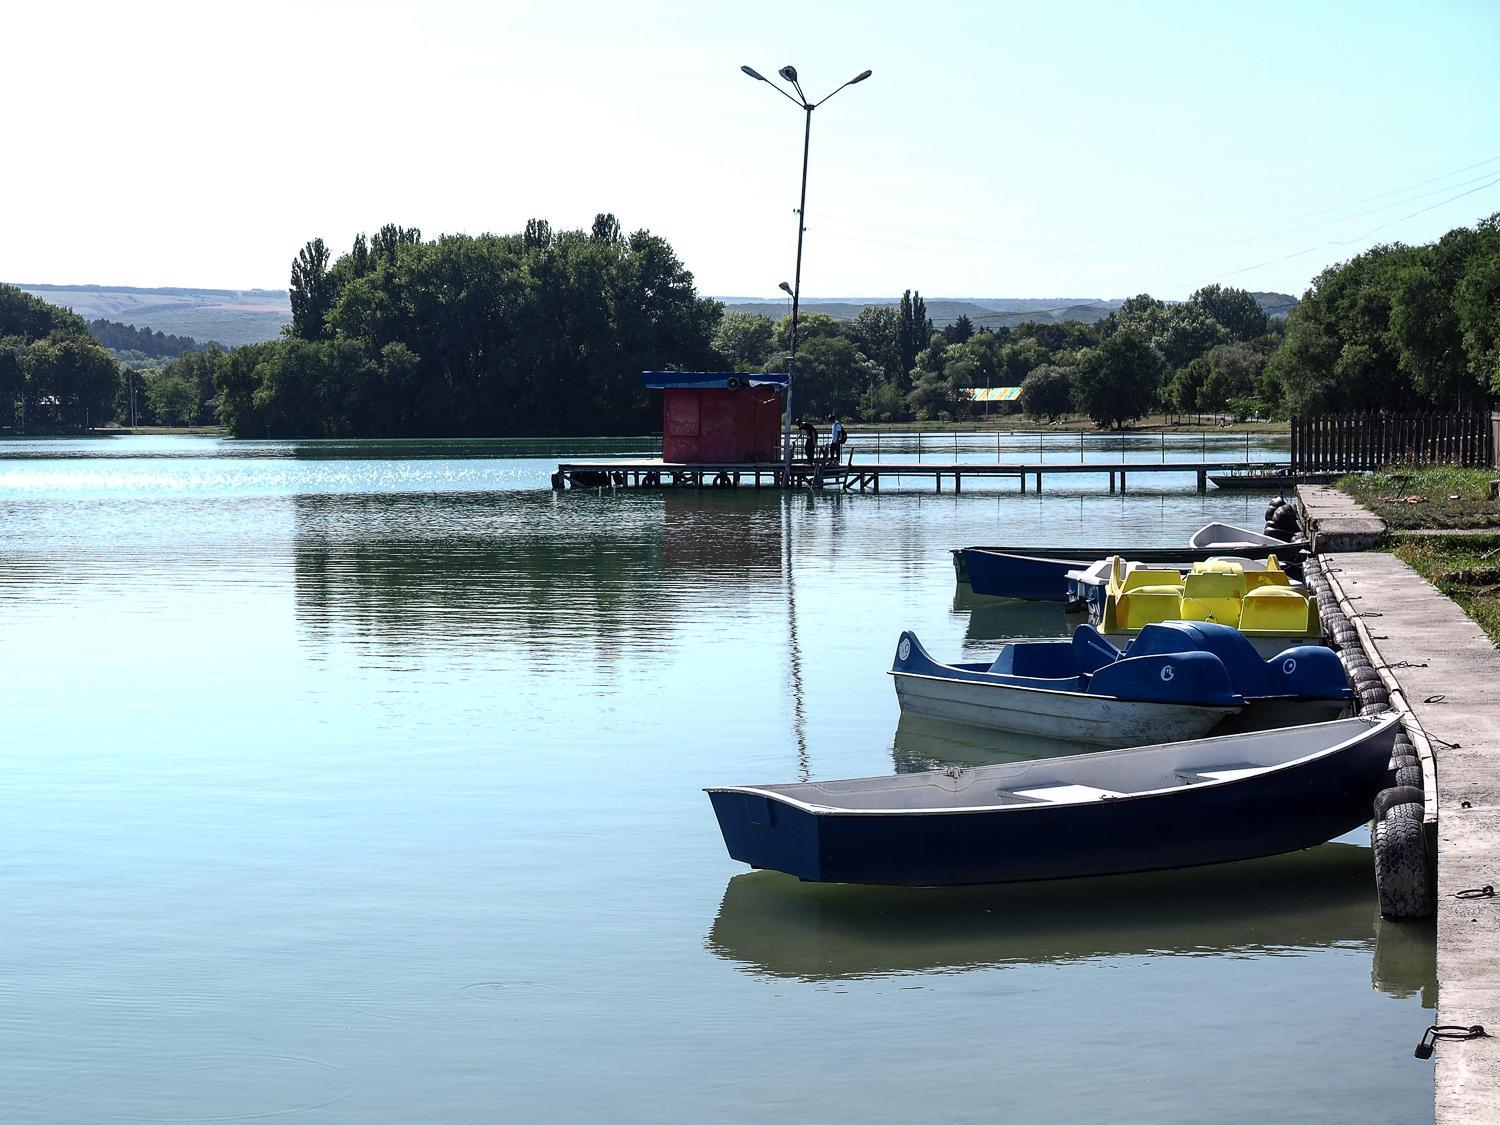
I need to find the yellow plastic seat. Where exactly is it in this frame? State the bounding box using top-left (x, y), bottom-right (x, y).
top-left (1117, 568), bottom-right (1183, 594)
top-left (1240, 586), bottom-right (1315, 634)
top-left (1180, 572), bottom-right (1245, 625)
top-left (1114, 586), bottom-right (1185, 630)
top-left (1242, 570), bottom-right (1292, 591)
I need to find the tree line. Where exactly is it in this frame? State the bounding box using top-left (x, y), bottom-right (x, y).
top-left (0, 284), bottom-right (120, 430)
top-left (209, 216), bottom-right (719, 437)
top-left (88, 318), bottom-right (203, 359)
top-left (4, 212), bottom-right (1496, 437)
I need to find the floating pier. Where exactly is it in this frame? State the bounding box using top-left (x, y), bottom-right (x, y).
top-left (552, 457), bottom-right (1296, 495)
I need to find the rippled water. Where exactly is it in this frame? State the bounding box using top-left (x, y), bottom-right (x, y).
top-left (0, 434), bottom-right (1432, 1124)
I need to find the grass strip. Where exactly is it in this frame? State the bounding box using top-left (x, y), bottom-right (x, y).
top-left (1339, 467), bottom-right (1500, 530)
top-left (1390, 532), bottom-right (1500, 646)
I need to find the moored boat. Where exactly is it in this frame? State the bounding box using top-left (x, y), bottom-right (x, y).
top-left (890, 629), bottom-right (1242, 747)
top-left (1065, 554), bottom-right (1291, 618)
top-left (1099, 556), bottom-right (1321, 657)
top-left (891, 621), bottom-right (1351, 746)
top-left (705, 714), bottom-right (1401, 886)
top-left (956, 522), bottom-right (1307, 600)
top-left (1187, 522), bottom-right (1291, 549)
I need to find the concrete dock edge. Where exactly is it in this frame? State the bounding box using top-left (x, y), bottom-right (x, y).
top-left (1300, 483), bottom-right (1500, 1119)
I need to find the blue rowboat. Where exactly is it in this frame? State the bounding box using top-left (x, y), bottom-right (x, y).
top-left (955, 525), bottom-right (1307, 600)
top-left (890, 622), bottom-right (1351, 746)
top-left (705, 714), bottom-right (1401, 886)
top-left (890, 629), bottom-right (1241, 747)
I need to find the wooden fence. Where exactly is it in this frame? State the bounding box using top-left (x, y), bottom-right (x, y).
top-left (1290, 412), bottom-right (1495, 472)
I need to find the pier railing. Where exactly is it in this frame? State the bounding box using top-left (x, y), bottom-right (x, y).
top-left (1290, 411), bottom-right (1494, 472)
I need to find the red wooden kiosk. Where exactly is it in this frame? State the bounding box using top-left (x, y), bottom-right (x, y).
top-left (642, 372), bottom-right (789, 463)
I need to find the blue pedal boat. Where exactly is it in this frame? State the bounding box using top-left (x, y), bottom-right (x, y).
top-left (890, 628), bottom-right (1242, 747)
top-left (890, 621), bottom-right (1351, 747)
top-left (705, 713), bottom-right (1401, 886)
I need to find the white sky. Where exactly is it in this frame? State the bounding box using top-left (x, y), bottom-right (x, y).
top-left (5, 0), bottom-right (1498, 300)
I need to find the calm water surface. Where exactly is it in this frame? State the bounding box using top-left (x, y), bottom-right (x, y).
top-left (0, 435), bottom-right (1433, 1124)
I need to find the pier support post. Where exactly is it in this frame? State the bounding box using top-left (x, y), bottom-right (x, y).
top-left (955, 472), bottom-right (962, 494)
top-left (1120, 471), bottom-right (1127, 493)
top-left (1197, 469), bottom-right (1207, 494)
top-left (1109, 471), bottom-right (1115, 494)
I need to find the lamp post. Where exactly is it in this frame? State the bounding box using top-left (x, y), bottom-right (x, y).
top-left (741, 63), bottom-right (872, 484)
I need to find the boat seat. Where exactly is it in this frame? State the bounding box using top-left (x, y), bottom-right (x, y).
top-left (1240, 586), bottom-right (1313, 633)
top-left (1115, 587), bottom-right (1183, 630)
top-left (1180, 572), bottom-right (1245, 625)
top-left (1175, 764), bottom-right (1270, 784)
top-left (1010, 784), bottom-right (1126, 803)
top-left (1119, 569), bottom-right (1182, 593)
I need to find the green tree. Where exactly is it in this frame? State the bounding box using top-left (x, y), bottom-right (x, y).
top-left (0, 335), bottom-right (24, 428)
top-left (1072, 331), bottom-right (1162, 429)
top-left (773, 311), bottom-right (844, 355)
top-left (1189, 284), bottom-right (1268, 342)
top-left (289, 238), bottom-right (335, 341)
top-left (1197, 367), bottom-right (1237, 414)
top-left (1164, 358), bottom-right (1209, 418)
top-left (1263, 242), bottom-right (1422, 416)
top-left (145, 370), bottom-right (200, 426)
top-left (850, 305), bottom-right (901, 379)
top-left (1019, 364), bottom-right (1073, 421)
top-left (946, 313), bottom-right (974, 344)
top-left (1156, 303), bottom-right (1230, 369)
top-left (895, 289), bottom-right (931, 386)
top-left (712, 311), bottom-right (775, 370)
top-left (790, 335), bottom-right (880, 419)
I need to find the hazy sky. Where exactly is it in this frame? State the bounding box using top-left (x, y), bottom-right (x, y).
top-left (6, 0), bottom-right (1498, 301)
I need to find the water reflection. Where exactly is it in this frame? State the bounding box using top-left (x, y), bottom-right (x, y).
top-left (289, 490), bottom-right (787, 655)
top-left (950, 585), bottom-right (1079, 646)
top-left (707, 846), bottom-right (1435, 1004)
top-left (891, 713), bottom-right (1093, 772)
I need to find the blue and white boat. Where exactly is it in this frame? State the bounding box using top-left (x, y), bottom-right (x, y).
top-left (890, 621), bottom-right (1350, 747)
top-left (705, 714), bottom-right (1401, 886)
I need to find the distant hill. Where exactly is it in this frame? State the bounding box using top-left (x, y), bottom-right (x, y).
top-left (11, 283), bottom-right (290, 348)
top-left (12, 283), bottom-right (1298, 346)
top-left (717, 293), bottom-right (1297, 328)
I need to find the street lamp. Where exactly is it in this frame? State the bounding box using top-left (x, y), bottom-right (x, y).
top-left (741, 63), bottom-right (872, 483)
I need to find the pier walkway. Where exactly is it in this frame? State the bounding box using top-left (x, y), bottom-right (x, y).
top-left (552, 457), bottom-right (1294, 494)
top-left (1299, 487), bottom-right (1500, 1121)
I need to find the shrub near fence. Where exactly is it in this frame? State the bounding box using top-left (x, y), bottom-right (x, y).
top-left (1291, 412), bottom-right (1495, 472)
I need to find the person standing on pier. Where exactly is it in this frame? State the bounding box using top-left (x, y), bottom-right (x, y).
top-left (799, 418), bottom-right (819, 464)
top-left (828, 415), bottom-right (847, 461)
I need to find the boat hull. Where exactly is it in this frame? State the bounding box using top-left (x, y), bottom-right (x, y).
top-left (707, 720), bottom-right (1398, 886)
top-left (890, 670), bottom-right (1234, 747)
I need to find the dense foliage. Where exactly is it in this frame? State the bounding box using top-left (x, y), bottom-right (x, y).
top-left (0, 284), bottom-right (120, 431)
top-left (1264, 214), bottom-right (1500, 416)
top-left (88, 318), bottom-right (201, 359)
top-left (211, 216), bottom-right (721, 437)
top-left (6, 212), bottom-right (1495, 436)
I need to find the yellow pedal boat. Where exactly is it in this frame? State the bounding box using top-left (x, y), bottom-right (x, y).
top-left (1099, 555), bottom-right (1321, 657)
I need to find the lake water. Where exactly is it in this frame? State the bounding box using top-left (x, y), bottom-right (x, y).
top-left (0, 434), bottom-right (1434, 1123)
